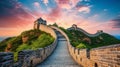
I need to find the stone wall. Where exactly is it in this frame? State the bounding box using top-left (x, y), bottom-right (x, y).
top-left (0, 52), bottom-right (14, 67)
top-left (50, 26), bottom-right (69, 41)
top-left (68, 27), bottom-right (103, 37)
top-left (0, 24), bottom-right (57, 67)
top-left (17, 40), bottom-right (57, 67)
top-left (40, 25), bottom-right (56, 38)
top-left (16, 24), bottom-right (57, 67)
top-left (68, 43), bottom-right (120, 67)
top-left (90, 44), bottom-right (120, 67)
top-left (52, 26), bottom-right (120, 67)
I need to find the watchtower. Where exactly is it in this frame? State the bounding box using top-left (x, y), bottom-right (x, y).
top-left (97, 30), bottom-right (103, 34)
top-left (34, 18), bottom-right (47, 30)
top-left (72, 24), bottom-right (77, 30)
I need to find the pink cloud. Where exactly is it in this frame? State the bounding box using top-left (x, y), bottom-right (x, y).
top-left (43, 0), bottom-right (49, 6)
top-left (76, 5), bottom-right (90, 13)
top-left (55, 0), bottom-right (81, 9)
top-left (34, 2), bottom-right (40, 8)
top-left (44, 7), bottom-right (61, 22)
top-left (0, 3), bottom-right (35, 28)
top-left (1, 0), bottom-right (120, 37)
top-left (49, 9), bottom-right (119, 35)
top-left (110, 18), bottom-right (120, 29)
top-left (70, 0), bottom-right (80, 7)
top-left (82, 20), bottom-right (120, 35)
top-left (55, 0), bottom-right (71, 9)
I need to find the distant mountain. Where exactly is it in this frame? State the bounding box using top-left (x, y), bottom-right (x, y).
top-left (0, 37), bottom-right (7, 42)
top-left (114, 35), bottom-right (120, 40)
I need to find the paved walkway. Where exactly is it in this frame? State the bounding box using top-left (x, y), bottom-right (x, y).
top-left (36, 31), bottom-right (80, 67)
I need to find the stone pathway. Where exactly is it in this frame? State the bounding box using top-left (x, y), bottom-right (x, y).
top-left (36, 31), bottom-right (80, 67)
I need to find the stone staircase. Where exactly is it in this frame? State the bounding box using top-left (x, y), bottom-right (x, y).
top-left (36, 31), bottom-right (80, 67)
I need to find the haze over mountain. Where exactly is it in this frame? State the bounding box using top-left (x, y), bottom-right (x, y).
top-left (114, 35), bottom-right (120, 40)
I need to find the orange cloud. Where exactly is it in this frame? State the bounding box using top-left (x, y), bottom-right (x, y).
top-left (0, 27), bottom-right (33, 37)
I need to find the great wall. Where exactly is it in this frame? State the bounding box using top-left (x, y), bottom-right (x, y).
top-left (67, 24), bottom-right (103, 37)
top-left (0, 18), bottom-right (120, 67)
top-left (56, 24), bottom-right (120, 67)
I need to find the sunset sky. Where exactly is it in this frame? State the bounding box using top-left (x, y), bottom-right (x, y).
top-left (0, 0), bottom-right (120, 37)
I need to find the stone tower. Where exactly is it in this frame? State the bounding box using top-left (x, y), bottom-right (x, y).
top-left (34, 18), bottom-right (47, 30)
top-left (97, 30), bottom-right (103, 34)
top-left (72, 24), bottom-right (77, 30)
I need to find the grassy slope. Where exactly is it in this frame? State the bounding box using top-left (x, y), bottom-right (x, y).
top-left (59, 27), bottom-right (120, 49)
top-left (0, 29), bottom-right (54, 52)
top-left (0, 29), bottom-right (54, 61)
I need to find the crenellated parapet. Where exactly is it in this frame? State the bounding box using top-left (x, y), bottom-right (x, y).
top-left (67, 43), bottom-right (120, 67)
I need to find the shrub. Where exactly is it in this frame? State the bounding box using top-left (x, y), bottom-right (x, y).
top-left (31, 33), bottom-right (54, 49)
top-left (76, 43), bottom-right (86, 49)
top-left (16, 43), bottom-right (31, 52)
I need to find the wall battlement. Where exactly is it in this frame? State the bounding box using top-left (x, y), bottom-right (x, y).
top-left (67, 44), bottom-right (120, 67)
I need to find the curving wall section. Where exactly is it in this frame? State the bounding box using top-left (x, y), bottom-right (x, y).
top-left (52, 26), bottom-right (120, 67)
top-left (50, 26), bottom-right (69, 41)
top-left (67, 27), bottom-right (120, 67)
top-left (0, 24), bottom-right (58, 67)
top-left (68, 27), bottom-right (103, 37)
top-left (17, 24), bottom-right (58, 67)
top-left (40, 24), bottom-right (56, 38)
